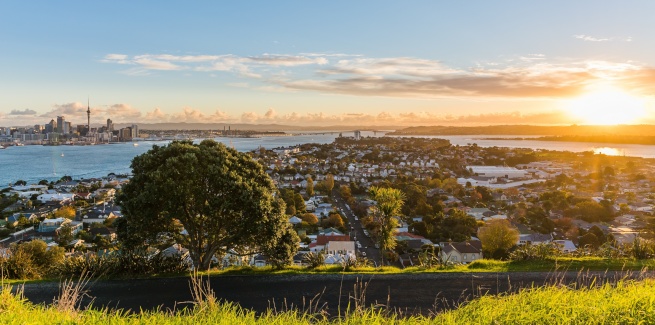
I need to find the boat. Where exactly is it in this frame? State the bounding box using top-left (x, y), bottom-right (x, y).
top-left (61, 153), bottom-right (64, 157)
top-left (133, 142), bottom-right (139, 147)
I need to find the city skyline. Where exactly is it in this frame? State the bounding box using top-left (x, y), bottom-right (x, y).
top-left (2, 1), bottom-right (655, 127)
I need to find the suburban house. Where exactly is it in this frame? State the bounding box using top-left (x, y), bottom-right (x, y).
top-left (34, 217), bottom-right (83, 242)
top-left (517, 233), bottom-right (553, 245)
top-left (309, 234), bottom-right (351, 252)
top-left (7, 212), bottom-right (38, 226)
top-left (440, 240), bottom-right (483, 264)
top-left (324, 240), bottom-right (355, 256)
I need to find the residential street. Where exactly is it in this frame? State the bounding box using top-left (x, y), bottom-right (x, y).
top-left (331, 188), bottom-right (383, 265)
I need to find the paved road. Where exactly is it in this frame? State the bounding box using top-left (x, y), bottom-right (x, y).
top-left (18, 271), bottom-right (648, 315)
top-left (331, 189), bottom-right (383, 265)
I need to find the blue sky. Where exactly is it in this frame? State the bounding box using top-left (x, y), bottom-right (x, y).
top-left (2, 1), bottom-right (655, 126)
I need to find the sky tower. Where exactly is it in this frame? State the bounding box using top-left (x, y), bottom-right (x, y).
top-left (87, 98), bottom-right (91, 136)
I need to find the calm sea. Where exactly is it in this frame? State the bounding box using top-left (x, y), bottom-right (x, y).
top-left (1, 132), bottom-right (654, 186)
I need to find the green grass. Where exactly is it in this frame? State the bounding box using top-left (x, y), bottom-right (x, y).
top-left (467, 257), bottom-right (655, 273)
top-left (3, 276), bottom-right (655, 324)
top-left (6, 257), bottom-right (654, 285)
top-left (202, 258), bottom-right (655, 276)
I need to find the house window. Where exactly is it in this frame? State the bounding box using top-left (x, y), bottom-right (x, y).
top-left (463, 254), bottom-right (467, 260)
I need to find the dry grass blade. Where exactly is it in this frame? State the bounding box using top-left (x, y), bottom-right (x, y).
top-left (187, 271), bottom-right (218, 311)
top-left (53, 270), bottom-right (92, 314)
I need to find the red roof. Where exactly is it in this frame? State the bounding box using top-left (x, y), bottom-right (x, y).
top-left (394, 232), bottom-right (426, 240)
top-left (316, 235), bottom-right (351, 245)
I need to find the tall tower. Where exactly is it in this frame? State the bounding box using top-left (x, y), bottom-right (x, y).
top-left (86, 98), bottom-right (91, 135)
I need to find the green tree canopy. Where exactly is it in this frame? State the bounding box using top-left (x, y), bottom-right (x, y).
top-left (117, 140), bottom-right (296, 270)
top-left (369, 186), bottom-right (405, 264)
top-left (478, 219), bottom-right (519, 259)
top-left (306, 176), bottom-right (314, 197)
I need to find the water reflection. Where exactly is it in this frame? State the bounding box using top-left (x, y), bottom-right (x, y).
top-left (594, 147), bottom-right (622, 156)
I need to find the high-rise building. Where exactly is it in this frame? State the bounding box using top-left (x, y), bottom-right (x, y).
top-left (131, 124), bottom-right (139, 139)
top-left (119, 127), bottom-right (132, 141)
top-left (45, 119), bottom-right (56, 133)
top-left (65, 122), bottom-right (72, 135)
top-left (56, 116), bottom-right (65, 134)
top-left (106, 118), bottom-right (114, 132)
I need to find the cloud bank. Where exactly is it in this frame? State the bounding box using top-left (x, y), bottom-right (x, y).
top-left (102, 52), bottom-right (655, 100)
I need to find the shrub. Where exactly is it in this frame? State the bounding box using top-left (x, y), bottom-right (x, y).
top-left (56, 250), bottom-right (190, 278)
top-left (509, 243), bottom-right (561, 261)
top-left (0, 240), bottom-right (65, 279)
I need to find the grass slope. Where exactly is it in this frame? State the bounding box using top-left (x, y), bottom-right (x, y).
top-left (2, 277), bottom-right (655, 324)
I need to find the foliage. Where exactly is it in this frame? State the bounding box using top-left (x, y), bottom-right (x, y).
top-left (117, 140), bottom-right (294, 270)
top-left (629, 236), bottom-right (655, 260)
top-left (478, 219), bottom-right (519, 259)
top-left (0, 240), bottom-right (65, 279)
top-left (316, 174), bottom-right (335, 195)
top-left (509, 243), bottom-right (561, 261)
top-left (54, 206), bottom-right (76, 219)
top-left (340, 255), bottom-right (372, 271)
top-left (369, 186), bottom-right (405, 264)
top-left (262, 226), bottom-right (300, 269)
top-left (323, 213), bottom-right (345, 229)
top-left (306, 176), bottom-right (314, 197)
top-left (566, 200), bottom-right (614, 222)
top-left (57, 223), bottom-right (75, 247)
top-left (412, 209), bottom-right (477, 242)
top-left (55, 250), bottom-right (190, 278)
top-left (302, 251), bottom-right (325, 269)
top-left (299, 213), bottom-right (318, 225)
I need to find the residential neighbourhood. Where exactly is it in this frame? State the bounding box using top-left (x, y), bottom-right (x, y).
top-left (2, 135), bottom-right (655, 268)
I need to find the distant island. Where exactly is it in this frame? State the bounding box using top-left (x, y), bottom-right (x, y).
top-left (493, 135), bottom-right (655, 146)
top-left (388, 124), bottom-right (655, 137)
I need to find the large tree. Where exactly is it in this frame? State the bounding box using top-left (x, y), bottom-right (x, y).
top-left (117, 140), bottom-right (296, 270)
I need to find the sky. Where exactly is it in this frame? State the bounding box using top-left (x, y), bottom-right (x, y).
top-left (1, 1), bottom-right (655, 127)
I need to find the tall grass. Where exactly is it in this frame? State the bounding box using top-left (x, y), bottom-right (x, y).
top-left (2, 272), bottom-right (655, 324)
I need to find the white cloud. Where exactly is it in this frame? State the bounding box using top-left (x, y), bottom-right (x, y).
top-left (228, 109), bottom-right (577, 126)
top-left (573, 34), bottom-right (611, 42)
top-left (142, 107), bottom-right (233, 123)
top-left (9, 109), bottom-right (37, 115)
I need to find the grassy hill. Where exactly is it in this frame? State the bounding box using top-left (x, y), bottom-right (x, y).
top-left (2, 277), bottom-right (654, 324)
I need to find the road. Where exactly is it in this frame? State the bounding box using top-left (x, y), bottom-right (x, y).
top-left (331, 189), bottom-right (382, 265)
top-left (18, 271), bottom-right (648, 315)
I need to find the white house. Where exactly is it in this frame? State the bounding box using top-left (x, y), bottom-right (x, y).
top-left (37, 193), bottom-right (75, 203)
top-left (440, 241), bottom-right (483, 264)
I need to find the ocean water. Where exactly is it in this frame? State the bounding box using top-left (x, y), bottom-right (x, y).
top-left (2, 132), bottom-right (654, 186)
top-left (0, 131), bottom-right (365, 186)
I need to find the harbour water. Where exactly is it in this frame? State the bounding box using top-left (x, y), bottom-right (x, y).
top-left (2, 132), bottom-right (654, 186)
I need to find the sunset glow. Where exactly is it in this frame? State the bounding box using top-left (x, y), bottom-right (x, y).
top-left (567, 86), bottom-right (647, 125)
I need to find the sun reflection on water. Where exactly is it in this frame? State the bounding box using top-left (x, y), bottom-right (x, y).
top-left (594, 147), bottom-right (622, 156)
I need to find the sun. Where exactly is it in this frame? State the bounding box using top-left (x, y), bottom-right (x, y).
top-left (566, 86), bottom-right (647, 125)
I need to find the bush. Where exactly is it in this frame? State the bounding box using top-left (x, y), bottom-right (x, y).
top-left (55, 250), bottom-right (191, 278)
top-left (0, 240), bottom-right (65, 279)
top-left (509, 243), bottom-right (561, 261)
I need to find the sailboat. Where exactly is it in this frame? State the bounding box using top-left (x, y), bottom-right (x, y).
top-left (61, 153), bottom-right (64, 157)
